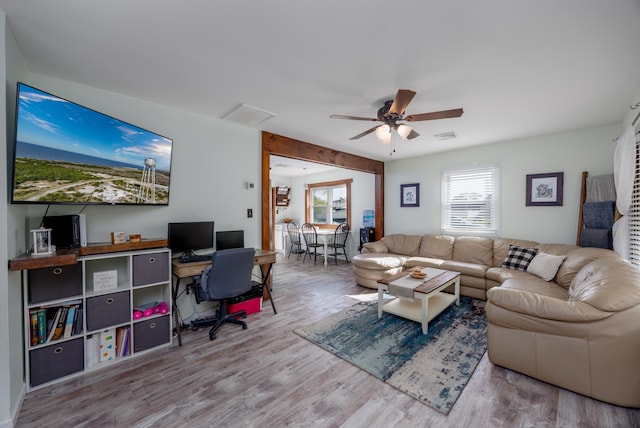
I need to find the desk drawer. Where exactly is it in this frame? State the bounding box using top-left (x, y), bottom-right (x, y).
top-left (86, 291), bottom-right (130, 331)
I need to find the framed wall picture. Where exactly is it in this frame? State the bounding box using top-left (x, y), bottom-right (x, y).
top-left (526, 172), bottom-right (564, 206)
top-left (401, 183), bottom-right (420, 207)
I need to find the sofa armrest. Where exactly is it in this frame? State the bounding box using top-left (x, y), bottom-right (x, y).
top-left (362, 240), bottom-right (389, 253)
top-left (487, 287), bottom-right (610, 322)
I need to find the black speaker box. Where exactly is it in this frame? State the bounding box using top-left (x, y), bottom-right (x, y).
top-left (42, 215), bottom-right (82, 248)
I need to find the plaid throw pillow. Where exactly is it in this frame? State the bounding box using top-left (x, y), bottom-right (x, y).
top-left (500, 244), bottom-right (539, 271)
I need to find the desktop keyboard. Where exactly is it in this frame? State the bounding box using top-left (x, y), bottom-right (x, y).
top-left (178, 253), bottom-right (212, 263)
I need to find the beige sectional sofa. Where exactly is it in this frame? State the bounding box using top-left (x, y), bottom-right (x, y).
top-left (353, 233), bottom-right (640, 407)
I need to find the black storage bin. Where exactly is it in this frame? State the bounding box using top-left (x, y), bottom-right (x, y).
top-left (28, 263), bottom-right (82, 304)
top-left (29, 337), bottom-right (84, 386)
top-left (86, 291), bottom-right (131, 331)
top-left (227, 281), bottom-right (264, 304)
top-left (132, 252), bottom-right (170, 286)
top-left (133, 315), bottom-right (170, 352)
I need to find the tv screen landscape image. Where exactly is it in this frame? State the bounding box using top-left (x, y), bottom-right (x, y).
top-left (11, 83), bottom-right (173, 205)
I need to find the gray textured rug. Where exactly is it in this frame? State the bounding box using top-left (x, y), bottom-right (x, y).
top-left (294, 296), bottom-right (487, 414)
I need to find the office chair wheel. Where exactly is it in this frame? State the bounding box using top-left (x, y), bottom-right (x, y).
top-left (242, 324), bottom-right (247, 330)
top-left (209, 331), bottom-right (216, 341)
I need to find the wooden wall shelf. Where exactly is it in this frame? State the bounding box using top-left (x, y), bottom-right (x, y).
top-left (9, 238), bottom-right (168, 271)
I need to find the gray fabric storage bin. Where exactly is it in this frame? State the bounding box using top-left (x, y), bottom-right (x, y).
top-left (29, 337), bottom-right (84, 386)
top-left (132, 252), bottom-right (169, 287)
top-left (133, 315), bottom-right (170, 352)
top-left (28, 263), bottom-right (82, 304)
top-left (86, 290), bottom-right (131, 331)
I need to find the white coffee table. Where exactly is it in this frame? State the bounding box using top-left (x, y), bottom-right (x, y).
top-left (377, 268), bottom-right (460, 334)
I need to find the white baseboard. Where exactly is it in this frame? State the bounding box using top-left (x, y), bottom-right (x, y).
top-left (1, 383), bottom-right (26, 428)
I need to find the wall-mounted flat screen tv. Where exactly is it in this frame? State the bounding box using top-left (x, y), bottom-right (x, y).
top-left (11, 82), bottom-right (173, 205)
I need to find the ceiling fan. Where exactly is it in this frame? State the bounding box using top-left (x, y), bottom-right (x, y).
top-left (330, 89), bottom-right (463, 143)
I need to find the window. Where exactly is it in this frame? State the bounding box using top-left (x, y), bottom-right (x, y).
top-left (441, 164), bottom-right (499, 236)
top-left (306, 179), bottom-right (352, 227)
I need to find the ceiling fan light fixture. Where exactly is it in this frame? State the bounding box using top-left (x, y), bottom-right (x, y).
top-left (396, 124), bottom-right (413, 139)
top-left (375, 124), bottom-right (391, 143)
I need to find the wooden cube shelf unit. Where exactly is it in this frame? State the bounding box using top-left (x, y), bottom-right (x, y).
top-left (12, 239), bottom-right (172, 391)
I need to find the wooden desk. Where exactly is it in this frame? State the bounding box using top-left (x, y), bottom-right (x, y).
top-left (171, 249), bottom-right (277, 346)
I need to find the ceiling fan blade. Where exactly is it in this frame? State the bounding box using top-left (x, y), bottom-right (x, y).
top-left (330, 114), bottom-right (379, 122)
top-left (388, 89), bottom-right (416, 116)
top-left (404, 108), bottom-right (464, 122)
top-left (349, 125), bottom-right (379, 140)
top-left (406, 129), bottom-right (420, 139)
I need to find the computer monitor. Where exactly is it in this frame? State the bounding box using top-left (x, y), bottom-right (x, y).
top-left (167, 221), bottom-right (214, 254)
top-left (216, 230), bottom-right (244, 251)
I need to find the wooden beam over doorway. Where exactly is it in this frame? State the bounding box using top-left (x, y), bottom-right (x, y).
top-left (261, 131), bottom-right (384, 251)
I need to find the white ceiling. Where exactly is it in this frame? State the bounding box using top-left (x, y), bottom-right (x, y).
top-left (2, 1), bottom-right (640, 167)
top-left (270, 156), bottom-right (337, 178)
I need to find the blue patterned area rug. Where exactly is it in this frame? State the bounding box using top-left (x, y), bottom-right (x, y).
top-left (294, 296), bottom-right (487, 414)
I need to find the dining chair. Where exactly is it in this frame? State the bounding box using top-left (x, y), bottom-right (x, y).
top-left (327, 223), bottom-right (350, 265)
top-left (301, 223), bottom-right (324, 265)
top-left (286, 222), bottom-right (303, 260)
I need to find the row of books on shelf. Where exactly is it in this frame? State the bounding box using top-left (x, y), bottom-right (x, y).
top-left (30, 301), bottom-right (83, 346)
top-left (86, 326), bottom-right (131, 367)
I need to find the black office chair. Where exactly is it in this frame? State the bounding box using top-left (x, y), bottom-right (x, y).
top-left (301, 223), bottom-right (324, 265)
top-left (191, 247), bottom-right (255, 341)
top-left (327, 223), bottom-right (350, 265)
top-left (286, 222), bottom-right (303, 260)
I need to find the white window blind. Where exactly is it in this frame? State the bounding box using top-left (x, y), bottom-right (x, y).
top-left (630, 141), bottom-right (640, 267)
top-left (441, 164), bottom-right (500, 236)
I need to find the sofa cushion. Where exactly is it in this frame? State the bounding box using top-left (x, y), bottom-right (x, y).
top-left (536, 243), bottom-right (579, 256)
top-left (500, 244), bottom-right (538, 271)
top-left (440, 260), bottom-right (488, 278)
top-left (452, 236), bottom-right (494, 265)
top-left (361, 240), bottom-right (389, 253)
top-left (381, 234), bottom-right (422, 256)
top-left (352, 253), bottom-right (406, 270)
top-left (568, 258), bottom-right (640, 312)
top-left (486, 287), bottom-right (609, 322)
top-left (487, 266), bottom-right (538, 284)
top-left (419, 234), bottom-right (455, 259)
top-left (492, 238), bottom-right (539, 267)
top-left (555, 247), bottom-right (619, 288)
top-left (405, 257), bottom-right (446, 269)
top-left (526, 252), bottom-right (566, 281)
top-left (499, 277), bottom-right (568, 300)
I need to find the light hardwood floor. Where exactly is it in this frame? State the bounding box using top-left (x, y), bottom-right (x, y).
top-left (16, 254), bottom-right (640, 427)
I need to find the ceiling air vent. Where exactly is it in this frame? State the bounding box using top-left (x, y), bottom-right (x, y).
top-left (434, 131), bottom-right (457, 141)
top-left (221, 103), bottom-right (276, 127)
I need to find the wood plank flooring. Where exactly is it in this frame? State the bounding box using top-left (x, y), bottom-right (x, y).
top-left (16, 254), bottom-right (640, 427)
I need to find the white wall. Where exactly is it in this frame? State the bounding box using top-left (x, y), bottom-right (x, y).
top-left (384, 123), bottom-right (620, 244)
top-left (14, 74), bottom-right (267, 326)
top-left (0, 15), bottom-right (627, 427)
top-left (2, 49), bottom-right (266, 424)
top-left (21, 75), bottom-right (263, 247)
top-left (286, 168), bottom-right (376, 256)
top-left (270, 174), bottom-right (295, 224)
top-left (2, 13), bottom-right (30, 428)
